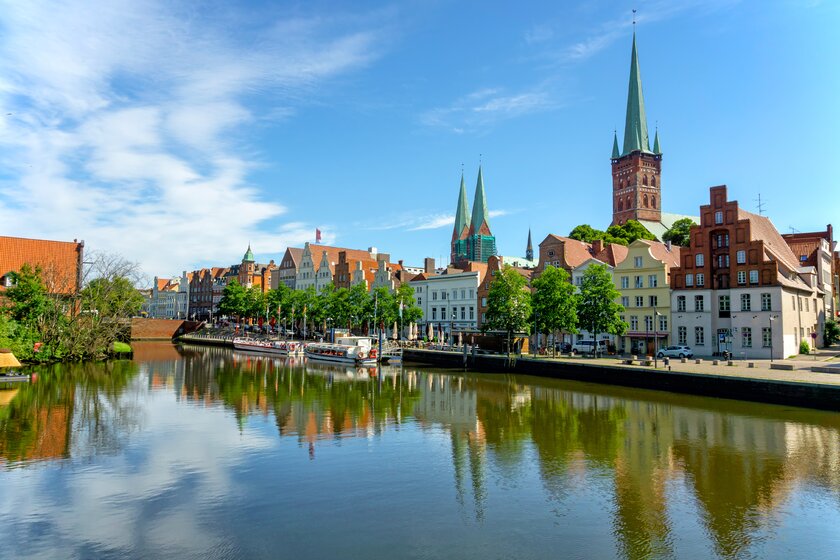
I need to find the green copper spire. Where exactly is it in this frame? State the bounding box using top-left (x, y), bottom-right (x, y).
top-left (453, 172), bottom-right (471, 239)
top-left (469, 166), bottom-right (490, 234)
top-left (611, 131), bottom-right (620, 159)
top-left (622, 33), bottom-right (651, 156)
top-left (652, 128), bottom-right (661, 154)
top-left (243, 244), bottom-right (254, 262)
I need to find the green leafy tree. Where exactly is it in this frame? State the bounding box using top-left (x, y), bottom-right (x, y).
top-left (4, 264), bottom-right (51, 324)
top-left (577, 264), bottom-right (626, 356)
top-left (569, 224), bottom-right (603, 243)
top-left (531, 265), bottom-right (578, 356)
top-left (218, 280), bottom-right (247, 319)
top-left (81, 277), bottom-right (144, 318)
top-left (825, 319), bottom-right (840, 347)
top-left (662, 217), bottom-right (697, 247)
top-left (346, 283), bottom-right (371, 332)
top-left (605, 219), bottom-right (655, 245)
top-left (484, 266), bottom-right (532, 357)
top-left (395, 283), bottom-right (422, 336)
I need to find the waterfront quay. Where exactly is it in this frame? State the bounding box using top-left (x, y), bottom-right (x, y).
top-left (404, 348), bottom-right (840, 411)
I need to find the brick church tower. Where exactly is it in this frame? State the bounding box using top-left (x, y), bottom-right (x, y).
top-left (611, 33), bottom-right (662, 226)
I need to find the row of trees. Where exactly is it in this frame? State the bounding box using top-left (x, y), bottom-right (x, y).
top-left (483, 264), bottom-right (626, 355)
top-left (1, 253), bottom-right (145, 362)
top-left (217, 281), bottom-right (423, 335)
top-left (569, 217), bottom-right (696, 248)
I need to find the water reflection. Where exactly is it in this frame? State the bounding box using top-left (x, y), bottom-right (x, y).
top-left (0, 343), bottom-right (838, 559)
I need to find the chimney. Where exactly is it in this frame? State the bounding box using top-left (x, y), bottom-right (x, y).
top-left (424, 257), bottom-right (435, 274)
top-left (592, 239), bottom-right (604, 254)
top-left (665, 240), bottom-right (672, 251)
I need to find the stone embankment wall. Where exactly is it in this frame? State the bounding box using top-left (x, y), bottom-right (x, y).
top-left (404, 349), bottom-right (840, 412)
top-left (130, 318), bottom-right (203, 340)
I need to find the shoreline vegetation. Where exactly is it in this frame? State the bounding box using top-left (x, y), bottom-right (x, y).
top-left (0, 253), bottom-right (143, 364)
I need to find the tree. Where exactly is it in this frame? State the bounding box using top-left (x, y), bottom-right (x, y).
top-left (569, 224), bottom-right (603, 243)
top-left (346, 283), bottom-right (371, 332)
top-left (5, 264), bottom-right (51, 324)
top-left (577, 264), bottom-right (626, 356)
top-left (662, 217), bottom-right (696, 247)
top-left (484, 266), bottom-right (532, 357)
top-left (531, 265), bottom-right (578, 356)
top-left (825, 319), bottom-right (840, 347)
top-left (395, 283), bottom-right (422, 336)
top-left (218, 280), bottom-right (247, 319)
top-left (605, 220), bottom-right (655, 244)
top-left (81, 277), bottom-right (144, 318)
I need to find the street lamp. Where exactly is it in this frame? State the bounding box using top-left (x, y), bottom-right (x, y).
top-left (653, 305), bottom-right (661, 368)
top-left (769, 315), bottom-right (777, 362)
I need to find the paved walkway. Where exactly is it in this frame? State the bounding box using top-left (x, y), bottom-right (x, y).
top-left (507, 348), bottom-right (840, 387)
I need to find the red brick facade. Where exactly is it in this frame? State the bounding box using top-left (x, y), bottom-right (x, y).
top-left (611, 152), bottom-right (662, 225)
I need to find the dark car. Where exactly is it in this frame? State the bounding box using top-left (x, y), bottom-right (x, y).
top-left (555, 342), bottom-right (572, 353)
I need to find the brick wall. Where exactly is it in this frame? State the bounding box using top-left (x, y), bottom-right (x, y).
top-left (130, 318), bottom-right (203, 340)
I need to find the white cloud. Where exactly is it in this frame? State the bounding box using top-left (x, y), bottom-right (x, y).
top-left (0, 1), bottom-right (380, 277)
top-left (420, 87), bottom-right (553, 133)
top-left (409, 214), bottom-right (456, 231)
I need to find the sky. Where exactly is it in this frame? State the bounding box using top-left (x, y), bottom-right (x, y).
top-left (0, 0), bottom-right (838, 280)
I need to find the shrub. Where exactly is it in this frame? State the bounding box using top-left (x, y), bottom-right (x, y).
top-left (799, 340), bottom-right (811, 355)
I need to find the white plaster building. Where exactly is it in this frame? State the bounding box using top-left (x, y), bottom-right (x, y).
top-left (411, 271), bottom-right (481, 340)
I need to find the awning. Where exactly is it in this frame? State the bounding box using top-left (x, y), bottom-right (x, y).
top-left (624, 332), bottom-right (668, 338)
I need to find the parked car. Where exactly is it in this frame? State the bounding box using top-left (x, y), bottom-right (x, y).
top-left (555, 341), bottom-right (572, 353)
top-left (656, 345), bottom-right (694, 359)
top-left (571, 339), bottom-right (609, 355)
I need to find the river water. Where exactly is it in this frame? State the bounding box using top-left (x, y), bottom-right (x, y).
top-left (1, 342), bottom-right (838, 559)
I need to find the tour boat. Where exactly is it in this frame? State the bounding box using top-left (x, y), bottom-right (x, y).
top-left (233, 337), bottom-right (305, 356)
top-left (304, 336), bottom-right (378, 365)
top-left (0, 372), bottom-right (30, 383)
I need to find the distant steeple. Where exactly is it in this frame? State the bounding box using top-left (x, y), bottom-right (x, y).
top-left (611, 131), bottom-right (620, 159)
top-left (622, 33), bottom-right (651, 156)
top-left (453, 172), bottom-right (471, 241)
top-left (652, 128), bottom-right (661, 154)
top-left (469, 166), bottom-right (490, 236)
top-left (526, 229), bottom-right (534, 261)
top-left (243, 244), bottom-right (254, 262)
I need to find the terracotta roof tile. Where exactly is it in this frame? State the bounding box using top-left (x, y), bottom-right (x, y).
top-left (0, 235), bottom-right (82, 294)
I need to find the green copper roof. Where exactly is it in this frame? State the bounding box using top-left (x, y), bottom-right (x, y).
top-left (453, 172), bottom-right (470, 237)
top-left (652, 128), bottom-right (661, 154)
top-left (470, 166), bottom-right (489, 233)
top-left (243, 244), bottom-right (254, 262)
top-left (611, 131), bottom-right (620, 159)
top-left (622, 33), bottom-right (651, 156)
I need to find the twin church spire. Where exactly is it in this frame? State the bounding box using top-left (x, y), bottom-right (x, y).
top-left (451, 166), bottom-right (496, 266)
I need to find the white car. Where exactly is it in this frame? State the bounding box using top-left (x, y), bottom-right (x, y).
top-left (656, 345), bottom-right (694, 359)
top-left (571, 339), bottom-right (608, 355)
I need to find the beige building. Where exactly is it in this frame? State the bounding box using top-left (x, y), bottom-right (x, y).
top-left (613, 239), bottom-right (681, 355)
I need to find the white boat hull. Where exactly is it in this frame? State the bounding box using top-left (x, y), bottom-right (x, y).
top-left (233, 339), bottom-right (304, 356)
top-left (305, 351), bottom-right (376, 365)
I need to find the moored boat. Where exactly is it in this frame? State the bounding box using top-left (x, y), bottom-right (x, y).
top-left (233, 338), bottom-right (305, 356)
top-left (304, 336), bottom-right (378, 365)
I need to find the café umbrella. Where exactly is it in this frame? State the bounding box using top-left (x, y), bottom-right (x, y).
top-left (0, 349), bottom-right (22, 369)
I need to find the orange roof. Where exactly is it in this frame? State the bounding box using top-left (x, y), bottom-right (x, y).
top-left (738, 209), bottom-right (801, 272)
top-left (0, 235), bottom-right (82, 294)
top-left (311, 245), bottom-right (376, 274)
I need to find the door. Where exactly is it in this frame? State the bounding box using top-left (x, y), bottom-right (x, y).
top-left (717, 329), bottom-right (728, 355)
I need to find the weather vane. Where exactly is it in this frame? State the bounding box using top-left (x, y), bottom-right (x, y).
top-left (633, 8), bottom-right (637, 28)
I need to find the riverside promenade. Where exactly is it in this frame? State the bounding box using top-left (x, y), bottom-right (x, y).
top-left (404, 347), bottom-right (840, 411)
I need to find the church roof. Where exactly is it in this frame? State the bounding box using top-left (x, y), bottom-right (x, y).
top-left (453, 172), bottom-right (471, 239)
top-left (243, 244), bottom-right (254, 262)
top-left (622, 33), bottom-right (652, 156)
top-left (469, 166), bottom-right (490, 234)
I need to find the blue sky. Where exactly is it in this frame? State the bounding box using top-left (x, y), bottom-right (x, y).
top-left (0, 0), bottom-right (838, 278)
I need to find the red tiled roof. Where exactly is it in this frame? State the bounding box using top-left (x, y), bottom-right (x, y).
top-left (0, 235), bottom-right (82, 294)
top-left (637, 239), bottom-right (682, 268)
top-left (737, 209), bottom-right (801, 272)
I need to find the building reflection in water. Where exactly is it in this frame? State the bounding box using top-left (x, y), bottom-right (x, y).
top-left (1, 343), bottom-right (839, 560)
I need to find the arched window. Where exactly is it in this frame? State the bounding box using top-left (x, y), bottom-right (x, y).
top-left (626, 195), bottom-right (632, 208)
top-left (643, 194), bottom-right (649, 207)
top-left (651, 176), bottom-right (656, 187)
top-left (643, 175), bottom-right (648, 186)
top-left (651, 195), bottom-right (657, 208)
top-left (618, 198), bottom-right (623, 211)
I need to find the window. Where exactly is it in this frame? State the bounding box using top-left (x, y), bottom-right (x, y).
top-left (749, 270), bottom-right (759, 284)
top-left (686, 273), bottom-right (694, 287)
top-left (696, 273), bottom-right (705, 286)
top-left (648, 274), bottom-right (658, 288)
top-left (677, 296), bottom-right (686, 312)
top-left (649, 295), bottom-right (658, 307)
top-left (736, 250), bottom-right (746, 264)
top-left (621, 296), bottom-right (630, 308)
top-left (469, 307), bottom-right (474, 320)
top-left (805, 298), bottom-right (810, 312)
top-left (716, 233), bottom-right (729, 248)
top-left (441, 308), bottom-right (446, 320)
top-left (621, 276), bottom-right (629, 289)
top-left (417, 297), bottom-right (422, 306)
top-left (742, 327), bottom-right (752, 348)
top-left (798, 297), bottom-right (802, 311)
top-left (719, 295), bottom-right (730, 312)
top-left (741, 293), bottom-right (751, 311)
top-left (695, 326), bottom-right (705, 345)
top-left (635, 276), bottom-right (643, 288)
top-left (678, 326), bottom-right (687, 345)
top-left (695, 295), bottom-right (705, 312)
top-left (432, 291), bottom-right (438, 301)
top-left (442, 291), bottom-right (447, 300)
top-left (761, 293), bottom-right (771, 311)
top-left (737, 271), bottom-right (746, 285)
top-left (481, 297), bottom-right (487, 307)
top-left (635, 296), bottom-right (644, 307)
top-left (575, 276), bottom-right (583, 286)
top-left (659, 315), bottom-right (667, 331)
top-left (762, 327), bottom-right (772, 347)
top-left (714, 211), bottom-right (723, 224)
top-left (461, 307), bottom-right (466, 320)
top-left (695, 254), bottom-right (705, 267)
top-left (432, 308), bottom-right (437, 320)
top-left (469, 289), bottom-right (474, 299)
top-left (630, 316), bottom-right (639, 330)
top-left (461, 289), bottom-right (465, 299)
top-left (634, 256), bottom-right (643, 268)
top-left (717, 254), bottom-right (730, 268)
top-left (644, 316), bottom-right (653, 331)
